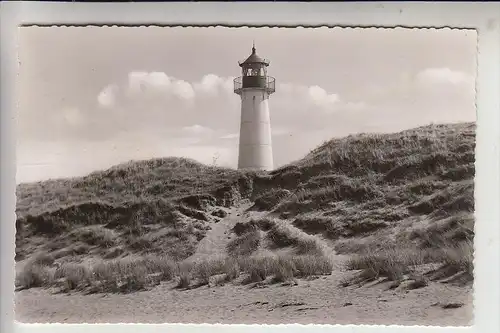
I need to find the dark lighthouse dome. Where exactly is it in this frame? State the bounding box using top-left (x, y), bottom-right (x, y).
top-left (233, 43), bottom-right (276, 95)
top-left (238, 45), bottom-right (270, 67)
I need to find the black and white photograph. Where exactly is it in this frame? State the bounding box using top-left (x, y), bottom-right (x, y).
top-left (14, 26), bottom-right (476, 326)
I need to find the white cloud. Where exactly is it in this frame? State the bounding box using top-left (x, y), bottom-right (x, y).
top-left (416, 67), bottom-right (473, 86)
top-left (193, 74), bottom-right (235, 95)
top-left (276, 82), bottom-right (343, 110)
top-left (126, 71), bottom-right (195, 101)
top-left (307, 85), bottom-right (340, 108)
top-left (94, 73), bottom-right (366, 142)
top-left (171, 80), bottom-right (195, 100)
top-left (127, 71), bottom-right (172, 94)
top-left (195, 74), bottom-right (221, 95)
top-left (100, 72), bottom-right (354, 117)
top-left (97, 84), bottom-right (119, 108)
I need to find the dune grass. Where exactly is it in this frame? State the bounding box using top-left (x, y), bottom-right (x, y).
top-left (16, 251), bottom-right (334, 293)
top-left (343, 240), bottom-right (474, 285)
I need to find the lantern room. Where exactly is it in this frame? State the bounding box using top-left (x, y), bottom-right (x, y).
top-left (233, 44), bottom-right (276, 95)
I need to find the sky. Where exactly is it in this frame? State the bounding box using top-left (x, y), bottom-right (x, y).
top-left (16, 27), bottom-right (477, 184)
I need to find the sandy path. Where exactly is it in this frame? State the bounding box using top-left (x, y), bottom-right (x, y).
top-left (15, 270), bottom-right (473, 325)
top-left (189, 200), bottom-right (265, 261)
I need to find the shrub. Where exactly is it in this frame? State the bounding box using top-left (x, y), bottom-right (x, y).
top-left (16, 263), bottom-right (53, 289)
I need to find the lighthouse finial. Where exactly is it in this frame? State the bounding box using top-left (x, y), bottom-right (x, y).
top-left (252, 40), bottom-right (256, 53)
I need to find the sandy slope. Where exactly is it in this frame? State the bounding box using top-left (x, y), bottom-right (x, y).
top-left (14, 201), bottom-right (473, 325)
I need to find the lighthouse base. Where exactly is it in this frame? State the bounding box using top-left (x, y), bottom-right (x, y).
top-left (237, 89), bottom-right (274, 171)
top-left (238, 145), bottom-right (274, 171)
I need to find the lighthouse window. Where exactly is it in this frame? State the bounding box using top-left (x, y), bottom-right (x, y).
top-left (251, 68), bottom-right (260, 76)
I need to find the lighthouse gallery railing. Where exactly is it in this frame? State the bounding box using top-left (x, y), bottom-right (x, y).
top-left (233, 76), bottom-right (276, 95)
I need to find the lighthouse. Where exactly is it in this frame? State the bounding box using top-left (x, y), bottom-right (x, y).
top-left (233, 44), bottom-right (276, 171)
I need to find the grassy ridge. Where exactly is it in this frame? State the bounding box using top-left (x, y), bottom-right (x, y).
top-left (246, 122), bottom-right (475, 286)
top-left (15, 158), bottom-right (256, 262)
top-left (15, 122), bottom-right (476, 293)
top-left (251, 123), bottom-right (474, 246)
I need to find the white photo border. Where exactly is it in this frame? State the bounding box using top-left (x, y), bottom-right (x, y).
top-left (1, 2), bottom-right (499, 333)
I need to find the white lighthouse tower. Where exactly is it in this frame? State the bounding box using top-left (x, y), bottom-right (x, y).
top-left (233, 44), bottom-right (276, 171)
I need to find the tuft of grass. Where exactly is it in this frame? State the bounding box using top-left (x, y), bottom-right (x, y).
top-left (18, 255), bottom-right (179, 293)
top-left (437, 240), bottom-right (474, 277)
top-left (16, 252), bottom-right (333, 293)
top-left (223, 257), bottom-right (241, 281)
top-left (16, 251), bottom-right (56, 290)
top-left (53, 262), bottom-right (92, 291)
top-left (177, 270), bottom-right (192, 289)
top-left (292, 255), bottom-right (333, 277)
top-left (239, 256), bottom-right (273, 284)
top-left (409, 213), bottom-right (474, 249)
top-left (89, 258), bottom-right (151, 293)
top-left (140, 255), bottom-right (178, 281)
top-left (345, 247), bottom-right (427, 282)
top-left (15, 263), bottom-right (53, 290)
top-left (193, 257), bottom-right (227, 285)
top-left (271, 256), bottom-right (297, 283)
top-left (238, 254), bottom-right (332, 284)
top-left (344, 240), bottom-right (474, 285)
